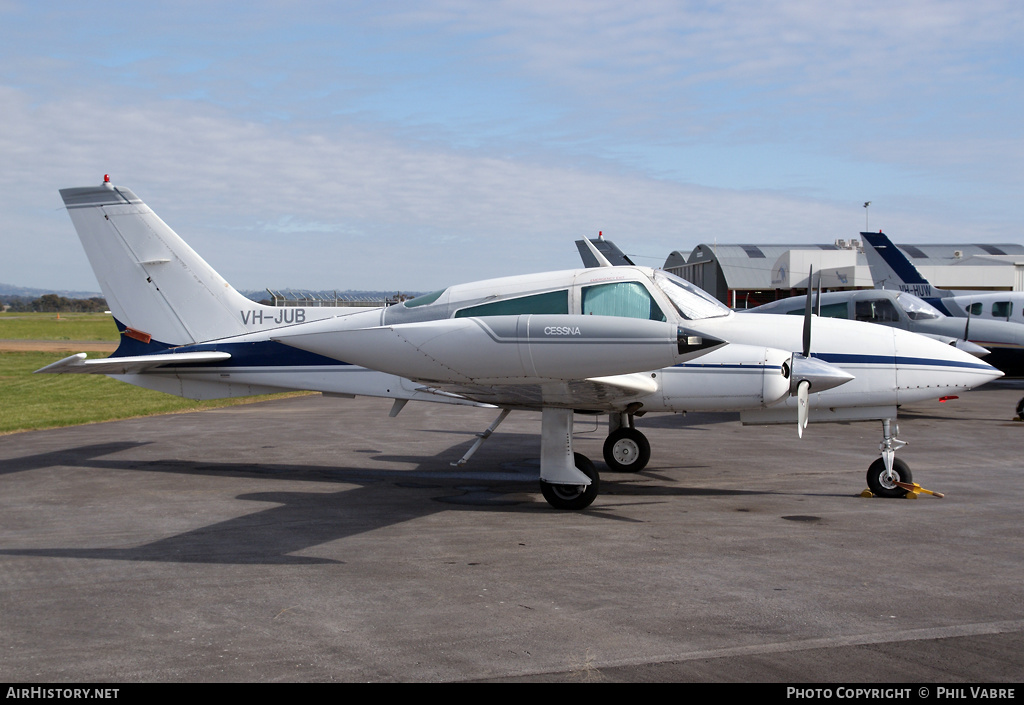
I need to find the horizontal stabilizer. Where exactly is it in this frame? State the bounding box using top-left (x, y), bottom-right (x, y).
top-left (35, 351), bottom-right (232, 375)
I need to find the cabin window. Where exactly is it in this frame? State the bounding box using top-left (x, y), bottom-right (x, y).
top-left (786, 302), bottom-right (849, 319)
top-left (967, 302), bottom-right (982, 316)
top-left (855, 298), bottom-right (900, 323)
top-left (454, 290), bottom-right (569, 318)
top-left (992, 301), bottom-right (1013, 319)
top-left (582, 282), bottom-right (666, 321)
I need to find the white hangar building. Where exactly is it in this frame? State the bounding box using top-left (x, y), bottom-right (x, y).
top-left (662, 235), bottom-right (1024, 308)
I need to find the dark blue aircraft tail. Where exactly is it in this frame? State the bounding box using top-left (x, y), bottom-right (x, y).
top-left (861, 232), bottom-right (948, 301)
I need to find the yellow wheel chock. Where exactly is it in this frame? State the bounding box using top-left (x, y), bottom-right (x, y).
top-left (860, 482), bottom-right (945, 499)
top-left (894, 481), bottom-right (944, 498)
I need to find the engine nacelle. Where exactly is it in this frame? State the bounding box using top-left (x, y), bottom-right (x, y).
top-left (274, 314), bottom-right (723, 385)
top-left (654, 345), bottom-right (797, 412)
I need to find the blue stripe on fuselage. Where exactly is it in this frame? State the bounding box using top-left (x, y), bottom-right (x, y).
top-left (107, 319), bottom-right (350, 367)
top-left (674, 364), bottom-right (783, 370)
top-left (816, 352), bottom-right (993, 371)
top-left (675, 353), bottom-right (993, 372)
top-left (170, 340), bottom-right (353, 368)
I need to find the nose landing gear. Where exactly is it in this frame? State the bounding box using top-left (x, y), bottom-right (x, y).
top-left (866, 418), bottom-right (912, 498)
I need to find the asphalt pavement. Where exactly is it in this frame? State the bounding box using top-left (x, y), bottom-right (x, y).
top-left (2, 381), bottom-right (1022, 682)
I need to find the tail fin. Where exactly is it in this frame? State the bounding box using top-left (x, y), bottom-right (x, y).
top-left (574, 236), bottom-right (635, 267)
top-left (861, 231), bottom-right (945, 299)
top-left (60, 179), bottom-right (259, 346)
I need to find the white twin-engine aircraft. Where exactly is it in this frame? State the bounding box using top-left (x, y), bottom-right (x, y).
top-left (39, 178), bottom-right (1002, 510)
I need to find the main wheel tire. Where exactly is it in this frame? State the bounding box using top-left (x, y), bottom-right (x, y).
top-left (540, 453), bottom-right (600, 510)
top-left (1016, 396), bottom-right (1024, 421)
top-left (603, 427), bottom-right (651, 473)
top-left (866, 457), bottom-right (912, 498)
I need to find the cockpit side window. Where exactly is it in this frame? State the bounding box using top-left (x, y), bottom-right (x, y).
top-left (895, 293), bottom-right (944, 320)
top-left (454, 290), bottom-right (569, 318)
top-left (581, 282), bottom-right (666, 321)
top-left (652, 270), bottom-right (730, 320)
top-left (855, 298), bottom-right (900, 323)
top-left (785, 302), bottom-right (849, 319)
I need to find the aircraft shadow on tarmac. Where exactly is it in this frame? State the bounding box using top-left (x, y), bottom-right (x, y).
top-left (0, 434), bottom-right (823, 566)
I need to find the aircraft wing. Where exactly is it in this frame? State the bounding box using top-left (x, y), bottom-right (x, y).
top-left (35, 351), bottom-right (232, 375)
top-left (416, 372), bottom-right (661, 408)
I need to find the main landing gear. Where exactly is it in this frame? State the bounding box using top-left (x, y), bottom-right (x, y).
top-left (603, 411), bottom-right (651, 473)
top-left (866, 418), bottom-right (913, 498)
top-left (460, 406), bottom-right (608, 510)
top-left (539, 452), bottom-right (600, 510)
top-left (538, 410), bottom-right (653, 510)
top-left (538, 407), bottom-right (601, 510)
top-left (521, 409), bottom-right (923, 508)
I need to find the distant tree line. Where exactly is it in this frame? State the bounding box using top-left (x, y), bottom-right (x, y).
top-left (2, 294), bottom-right (108, 313)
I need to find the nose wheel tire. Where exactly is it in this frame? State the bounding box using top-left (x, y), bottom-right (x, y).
top-left (540, 453), bottom-right (600, 510)
top-left (866, 457), bottom-right (912, 498)
top-left (603, 427), bottom-right (651, 473)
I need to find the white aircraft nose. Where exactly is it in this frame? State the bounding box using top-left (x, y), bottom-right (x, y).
top-left (894, 328), bottom-right (1003, 404)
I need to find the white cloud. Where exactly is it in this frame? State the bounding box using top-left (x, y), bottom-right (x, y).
top-left (3, 84), bottom-right (1009, 293)
top-left (1, 2), bottom-right (1021, 293)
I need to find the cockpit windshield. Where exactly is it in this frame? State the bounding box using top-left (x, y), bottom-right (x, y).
top-left (653, 270), bottom-right (731, 320)
top-left (895, 292), bottom-right (944, 320)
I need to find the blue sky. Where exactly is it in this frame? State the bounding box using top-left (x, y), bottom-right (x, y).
top-left (2, 0), bottom-right (1022, 292)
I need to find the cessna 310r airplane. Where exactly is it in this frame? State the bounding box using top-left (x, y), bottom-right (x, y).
top-left (38, 178), bottom-right (1002, 509)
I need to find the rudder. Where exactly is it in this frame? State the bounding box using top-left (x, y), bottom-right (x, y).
top-left (60, 178), bottom-right (258, 346)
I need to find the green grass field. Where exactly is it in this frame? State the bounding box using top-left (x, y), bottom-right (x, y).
top-left (0, 311), bottom-right (120, 341)
top-left (0, 320), bottom-right (310, 434)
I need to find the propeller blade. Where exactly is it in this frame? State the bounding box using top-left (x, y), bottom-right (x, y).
top-left (797, 379), bottom-right (810, 438)
top-left (802, 266), bottom-right (813, 358)
top-left (816, 271), bottom-right (822, 316)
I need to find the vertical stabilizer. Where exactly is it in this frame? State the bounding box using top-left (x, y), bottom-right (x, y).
top-left (60, 180), bottom-right (258, 346)
top-left (861, 232), bottom-right (945, 300)
top-left (574, 237), bottom-right (634, 267)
